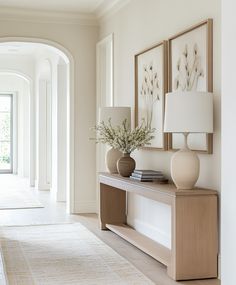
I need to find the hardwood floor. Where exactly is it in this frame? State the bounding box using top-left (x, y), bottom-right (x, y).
top-left (0, 174), bottom-right (220, 285)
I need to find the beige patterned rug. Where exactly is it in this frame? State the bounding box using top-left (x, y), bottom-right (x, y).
top-left (0, 223), bottom-right (154, 285)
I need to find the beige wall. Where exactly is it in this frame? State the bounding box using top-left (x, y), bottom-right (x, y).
top-left (99, 0), bottom-right (221, 246)
top-left (222, 0), bottom-right (236, 283)
top-left (0, 17), bottom-right (98, 212)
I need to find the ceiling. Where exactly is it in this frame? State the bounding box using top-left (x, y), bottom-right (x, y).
top-left (0, 42), bottom-right (64, 58)
top-left (0, 43), bottom-right (35, 54)
top-left (0, 0), bottom-right (118, 14)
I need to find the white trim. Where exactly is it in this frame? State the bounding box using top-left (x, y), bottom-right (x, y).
top-left (0, 247), bottom-right (8, 285)
top-left (96, 33), bottom-right (114, 214)
top-left (0, 93), bottom-right (14, 174)
top-left (0, 7), bottom-right (98, 26)
top-left (96, 33), bottom-right (114, 108)
top-left (74, 200), bottom-right (97, 213)
top-left (0, 37), bottom-right (75, 214)
top-left (29, 79), bottom-right (35, 187)
top-left (0, 1), bottom-right (130, 25)
top-left (96, 0), bottom-right (131, 21)
top-left (0, 70), bottom-right (32, 82)
top-left (218, 254), bottom-right (221, 279)
top-left (12, 92), bottom-right (18, 174)
top-left (35, 180), bottom-right (51, 191)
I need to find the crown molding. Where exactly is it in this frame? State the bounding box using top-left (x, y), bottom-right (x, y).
top-left (0, 0), bottom-right (131, 26)
top-left (0, 7), bottom-right (98, 26)
top-left (96, 0), bottom-right (131, 21)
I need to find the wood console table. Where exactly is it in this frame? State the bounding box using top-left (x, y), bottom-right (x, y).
top-left (99, 173), bottom-right (218, 281)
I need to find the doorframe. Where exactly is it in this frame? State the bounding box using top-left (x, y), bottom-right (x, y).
top-left (0, 37), bottom-right (75, 214)
top-left (96, 33), bottom-right (114, 212)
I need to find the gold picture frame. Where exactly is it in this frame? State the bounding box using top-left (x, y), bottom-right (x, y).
top-left (135, 41), bottom-right (168, 150)
top-left (168, 19), bottom-right (213, 154)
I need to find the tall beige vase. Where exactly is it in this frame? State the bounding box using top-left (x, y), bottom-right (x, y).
top-left (105, 148), bottom-right (122, 173)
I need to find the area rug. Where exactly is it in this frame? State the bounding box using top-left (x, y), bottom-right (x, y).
top-left (0, 223), bottom-right (154, 285)
top-left (0, 190), bottom-right (43, 210)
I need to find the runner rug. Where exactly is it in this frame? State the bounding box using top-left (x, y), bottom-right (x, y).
top-left (0, 190), bottom-right (43, 210)
top-left (0, 223), bottom-right (154, 284)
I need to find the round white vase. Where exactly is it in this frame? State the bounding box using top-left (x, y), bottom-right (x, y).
top-left (105, 148), bottom-right (122, 174)
top-left (171, 148), bottom-right (200, 190)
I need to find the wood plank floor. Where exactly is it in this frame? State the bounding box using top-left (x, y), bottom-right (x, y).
top-left (0, 174), bottom-right (221, 285)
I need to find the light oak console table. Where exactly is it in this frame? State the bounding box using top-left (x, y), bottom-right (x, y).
top-left (99, 173), bottom-right (218, 281)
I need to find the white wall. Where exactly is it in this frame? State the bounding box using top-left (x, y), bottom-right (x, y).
top-left (0, 54), bottom-right (34, 77)
top-left (35, 57), bottom-right (52, 190)
top-left (0, 74), bottom-right (30, 177)
top-left (34, 51), bottom-right (68, 202)
top-left (0, 15), bottom-right (98, 212)
top-left (56, 62), bottom-right (68, 201)
top-left (222, 0), bottom-right (236, 284)
top-left (99, 0), bottom-right (221, 248)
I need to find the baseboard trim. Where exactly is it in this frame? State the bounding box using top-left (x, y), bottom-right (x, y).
top-left (0, 247), bottom-right (8, 285)
top-left (35, 180), bottom-right (51, 191)
top-left (218, 254), bottom-right (221, 279)
top-left (74, 200), bottom-right (97, 214)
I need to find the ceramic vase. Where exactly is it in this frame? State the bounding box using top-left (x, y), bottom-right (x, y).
top-left (117, 153), bottom-right (136, 177)
top-left (105, 148), bottom-right (122, 173)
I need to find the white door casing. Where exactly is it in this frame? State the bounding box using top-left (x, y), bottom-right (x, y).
top-left (96, 33), bottom-right (114, 213)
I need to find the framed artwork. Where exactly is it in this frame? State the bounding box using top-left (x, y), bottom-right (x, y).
top-left (135, 41), bottom-right (168, 150)
top-left (168, 19), bottom-right (213, 153)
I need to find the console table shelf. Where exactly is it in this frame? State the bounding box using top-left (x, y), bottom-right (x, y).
top-left (106, 223), bottom-right (171, 266)
top-left (99, 173), bottom-right (218, 281)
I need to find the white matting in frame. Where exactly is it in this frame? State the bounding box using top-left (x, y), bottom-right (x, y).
top-left (135, 41), bottom-right (168, 150)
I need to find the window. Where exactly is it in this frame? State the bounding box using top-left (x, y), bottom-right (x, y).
top-left (0, 94), bottom-right (13, 173)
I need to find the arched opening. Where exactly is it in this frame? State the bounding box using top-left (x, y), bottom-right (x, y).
top-left (0, 38), bottom-right (75, 213)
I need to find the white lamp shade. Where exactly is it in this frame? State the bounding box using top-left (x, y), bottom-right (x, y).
top-left (164, 91), bottom-right (213, 133)
top-left (99, 107), bottom-right (131, 129)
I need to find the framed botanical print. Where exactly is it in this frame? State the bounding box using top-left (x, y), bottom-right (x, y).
top-left (135, 41), bottom-right (168, 150)
top-left (168, 19), bottom-right (213, 153)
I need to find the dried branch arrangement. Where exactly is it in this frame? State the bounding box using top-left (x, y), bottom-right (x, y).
top-left (140, 62), bottom-right (160, 128)
top-left (92, 119), bottom-right (155, 154)
top-left (174, 44), bottom-right (204, 91)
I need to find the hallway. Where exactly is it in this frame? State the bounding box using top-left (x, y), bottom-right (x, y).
top-left (0, 174), bottom-right (69, 226)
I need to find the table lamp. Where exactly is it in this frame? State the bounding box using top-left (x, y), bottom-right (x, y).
top-left (164, 91), bottom-right (213, 189)
top-left (99, 107), bottom-right (131, 173)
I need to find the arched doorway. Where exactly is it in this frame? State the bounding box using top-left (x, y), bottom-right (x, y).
top-left (0, 37), bottom-right (75, 213)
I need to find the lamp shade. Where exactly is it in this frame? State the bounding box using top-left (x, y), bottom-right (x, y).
top-left (99, 107), bottom-right (131, 128)
top-left (164, 91), bottom-right (213, 133)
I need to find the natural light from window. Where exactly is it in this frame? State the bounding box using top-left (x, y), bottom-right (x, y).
top-left (0, 95), bottom-right (12, 172)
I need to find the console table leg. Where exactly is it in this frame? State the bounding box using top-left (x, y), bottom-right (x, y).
top-left (168, 195), bottom-right (218, 280)
top-left (100, 183), bottom-right (126, 230)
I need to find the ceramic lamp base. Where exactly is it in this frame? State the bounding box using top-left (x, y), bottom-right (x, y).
top-left (171, 148), bottom-right (200, 190)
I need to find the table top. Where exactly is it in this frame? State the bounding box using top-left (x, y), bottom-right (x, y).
top-left (99, 172), bottom-right (218, 200)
